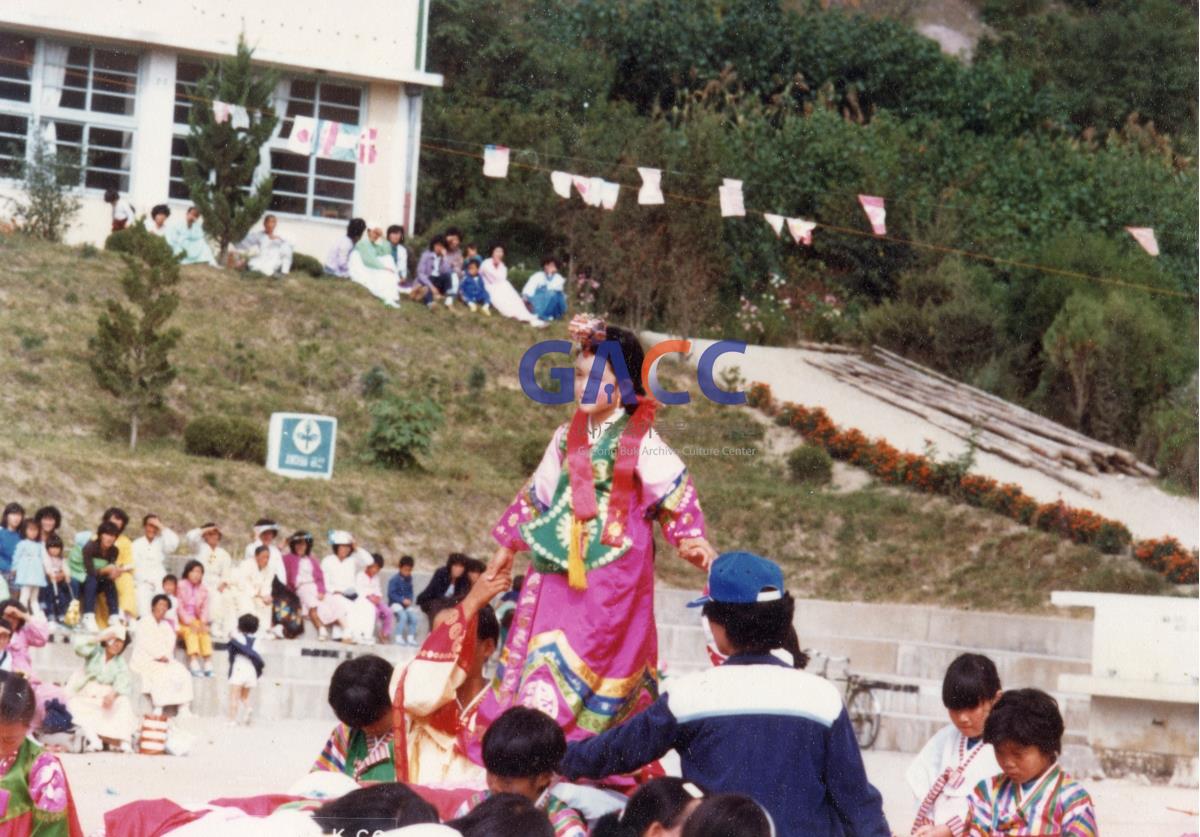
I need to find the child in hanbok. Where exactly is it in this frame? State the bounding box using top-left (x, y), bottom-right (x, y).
top-left (475, 316), bottom-right (715, 754)
top-left (130, 595), bottom-right (193, 716)
top-left (177, 561), bottom-right (214, 677)
top-left (967, 689), bottom-right (1097, 836)
top-left (312, 655), bottom-right (399, 782)
top-left (909, 654), bottom-right (1003, 837)
top-left (356, 554), bottom-right (394, 643)
top-left (67, 624), bottom-right (137, 752)
top-left (12, 519), bottom-right (46, 616)
top-left (0, 670), bottom-right (84, 835)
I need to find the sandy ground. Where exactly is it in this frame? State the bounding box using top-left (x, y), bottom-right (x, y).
top-left (646, 333), bottom-right (1200, 549)
top-left (65, 717), bottom-right (1199, 836)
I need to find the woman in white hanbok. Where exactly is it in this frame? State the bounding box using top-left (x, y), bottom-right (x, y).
top-left (479, 245), bottom-right (546, 326)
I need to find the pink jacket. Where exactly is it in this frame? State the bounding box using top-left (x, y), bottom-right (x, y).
top-left (283, 552), bottom-right (326, 595)
top-left (9, 613), bottom-right (48, 674)
top-left (177, 579), bottom-right (210, 625)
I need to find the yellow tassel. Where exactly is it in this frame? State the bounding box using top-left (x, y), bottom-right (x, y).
top-left (568, 518), bottom-right (587, 590)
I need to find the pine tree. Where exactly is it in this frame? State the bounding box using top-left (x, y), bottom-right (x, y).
top-left (183, 34), bottom-right (279, 262)
top-left (88, 224), bottom-right (183, 450)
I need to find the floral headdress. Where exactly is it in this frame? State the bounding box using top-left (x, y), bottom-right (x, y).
top-left (568, 314), bottom-right (606, 353)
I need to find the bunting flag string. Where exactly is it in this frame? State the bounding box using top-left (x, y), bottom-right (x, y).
top-left (358, 128), bottom-right (379, 166)
top-left (600, 181), bottom-right (620, 211)
top-left (638, 167), bottom-right (664, 205)
top-left (212, 100), bottom-right (233, 124)
top-left (572, 175), bottom-right (592, 203)
top-left (763, 213), bottom-right (785, 237)
top-left (858, 195), bottom-right (887, 235)
top-left (229, 105), bottom-right (250, 130)
top-left (287, 116), bottom-right (318, 155)
top-left (1125, 227), bottom-right (1160, 257)
top-left (318, 121), bottom-right (361, 162)
top-left (719, 179), bottom-right (745, 217)
top-left (551, 171), bottom-right (573, 199)
top-left (483, 145), bottom-right (510, 178)
top-left (787, 218), bottom-right (817, 246)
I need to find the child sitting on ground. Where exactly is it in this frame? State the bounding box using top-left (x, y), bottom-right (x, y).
top-left (909, 653), bottom-right (1003, 837)
top-left (228, 613), bottom-right (265, 725)
top-left (454, 706), bottom-right (586, 837)
top-left (459, 256), bottom-right (492, 315)
top-left (966, 689), bottom-right (1096, 836)
top-left (388, 555), bottom-right (420, 646)
top-left (177, 561), bottom-right (214, 677)
top-left (356, 553), bottom-right (394, 644)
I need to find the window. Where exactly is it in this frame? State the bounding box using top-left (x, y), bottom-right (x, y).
top-left (0, 33), bottom-right (33, 175)
top-left (270, 78), bottom-right (362, 220)
top-left (60, 46), bottom-right (138, 116)
top-left (168, 135), bottom-right (192, 200)
top-left (48, 120), bottom-right (132, 191)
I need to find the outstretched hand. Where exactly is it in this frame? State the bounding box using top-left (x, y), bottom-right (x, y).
top-left (678, 537), bottom-right (717, 571)
top-left (463, 549), bottom-right (514, 617)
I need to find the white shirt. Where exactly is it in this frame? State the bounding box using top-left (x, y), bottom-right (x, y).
top-left (132, 528), bottom-right (179, 587)
top-left (112, 198), bottom-right (134, 223)
top-left (522, 270), bottom-right (564, 298)
top-left (244, 541), bottom-right (285, 585)
top-left (320, 549), bottom-right (372, 595)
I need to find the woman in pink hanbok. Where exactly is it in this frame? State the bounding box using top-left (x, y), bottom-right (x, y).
top-left (471, 317), bottom-right (715, 758)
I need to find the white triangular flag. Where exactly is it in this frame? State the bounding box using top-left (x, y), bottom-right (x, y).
top-left (1125, 226), bottom-right (1159, 256)
top-left (287, 116), bottom-right (317, 155)
top-left (212, 100), bottom-right (233, 124)
top-left (787, 218), bottom-right (817, 246)
top-left (230, 105), bottom-right (250, 130)
top-left (585, 176), bottom-right (605, 207)
top-left (763, 213), bottom-right (784, 237)
top-left (858, 194), bottom-right (886, 235)
top-left (483, 145), bottom-right (510, 178)
top-left (551, 171), bottom-right (572, 199)
top-left (600, 180), bottom-right (620, 210)
top-left (637, 167), bottom-right (664, 205)
top-left (719, 178), bottom-right (745, 217)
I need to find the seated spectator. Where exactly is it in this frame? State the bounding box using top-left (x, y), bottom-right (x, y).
top-left (105, 189), bottom-right (135, 232)
top-left (325, 217), bottom-right (366, 279)
top-left (967, 689), bottom-right (1096, 836)
top-left (161, 574), bottom-right (179, 625)
top-left (356, 553), bottom-right (394, 644)
top-left (284, 531), bottom-right (325, 638)
top-left (480, 244), bottom-right (545, 326)
top-left (522, 256), bottom-right (567, 322)
top-left (80, 522), bottom-right (121, 632)
top-left (166, 206), bottom-right (218, 266)
top-left (2, 600), bottom-right (69, 733)
top-left (416, 553), bottom-right (470, 617)
top-left (447, 792), bottom-right (555, 837)
top-left (0, 619), bottom-right (13, 672)
top-left (388, 555), bottom-right (420, 646)
top-left (0, 671), bottom-right (84, 833)
top-left (453, 707), bottom-right (586, 837)
top-left (459, 256), bottom-right (492, 315)
top-left (40, 534), bottom-right (70, 628)
top-left (591, 777), bottom-right (707, 837)
top-left (317, 531), bottom-right (373, 642)
top-left (0, 502), bottom-right (23, 581)
top-left (231, 545), bottom-right (275, 635)
top-left (909, 653), bottom-right (1003, 837)
top-left (130, 594), bottom-right (193, 716)
top-left (131, 514), bottom-right (179, 622)
top-left (387, 224), bottom-right (410, 282)
top-left (67, 623), bottom-right (137, 752)
top-left (682, 794), bottom-right (774, 837)
top-left (312, 654), bottom-right (398, 782)
top-left (310, 783), bottom-right (439, 834)
top-left (237, 214), bottom-right (294, 277)
top-left (444, 228), bottom-right (465, 302)
top-left (177, 560), bottom-right (215, 677)
top-left (413, 235), bottom-right (454, 308)
top-left (351, 226), bottom-right (402, 307)
top-left (100, 507), bottom-right (138, 623)
top-left (559, 551), bottom-right (890, 837)
top-left (143, 203), bottom-right (171, 236)
top-left (185, 522), bottom-right (235, 641)
top-left (12, 517), bottom-right (45, 616)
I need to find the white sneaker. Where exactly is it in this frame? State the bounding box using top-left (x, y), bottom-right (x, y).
top-left (271, 624), bottom-right (285, 639)
top-left (81, 613), bottom-right (98, 632)
top-left (330, 625), bottom-right (343, 641)
top-left (531, 319), bottom-right (549, 329)
top-left (444, 296), bottom-right (454, 307)
top-left (318, 627), bottom-right (329, 641)
top-left (482, 305), bottom-right (492, 317)
top-left (468, 302), bottom-right (478, 312)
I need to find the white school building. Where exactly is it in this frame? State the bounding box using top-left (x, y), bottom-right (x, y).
top-left (0, 0), bottom-right (442, 257)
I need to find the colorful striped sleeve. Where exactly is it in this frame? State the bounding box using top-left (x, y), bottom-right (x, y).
top-left (1059, 782), bottom-right (1098, 837)
top-left (964, 779), bottom-right (995, 837)
top-left (312, 723), bottom-right (350, 774)
top-left (545, 796), bottom-right (587, 837)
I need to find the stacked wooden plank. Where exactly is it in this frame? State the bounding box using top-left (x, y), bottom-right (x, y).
top-left (802, 345), bottom-right (1158, 496)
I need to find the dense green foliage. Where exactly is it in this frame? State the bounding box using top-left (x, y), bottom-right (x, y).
top-left (417, 0), bottom-right (1197, 487)
top-left (183, 415), bottom-right (268, 463)
top-left (787, 444), bottom-right (833, 485)
top-left (366, 396), bottom-right (445, 470)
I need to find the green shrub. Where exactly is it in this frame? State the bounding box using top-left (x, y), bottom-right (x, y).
top-left (1137, 380), bottom-right (1199, 493)
top-left (467, 366), bottom-right (487, 394)
top-left (366, 395), bottom-right (444, 470)
top-left (787, 445), bottom-right (833, 485)
top-left (104, 227), bottom-right (138, 254)
top-left (360, 365), bottom-right (390, 399)
top-left (290, 252), bottom-right (324, 278)
top-left (183, 415), bottom-right (267, 463)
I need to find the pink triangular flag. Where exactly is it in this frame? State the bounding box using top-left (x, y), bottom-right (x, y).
top-left (572, 175), bottom-right (591, 202)
top-left (637, 167), bottom-right (664, 205)
top-left (212, 100), bottom-right (232, 124)
top-left (719, 179), bottom-right (745, 217)
top-left (1125, 227), bottom-right (1159, 256)
top-left (763, 214), bottom-right (784, 237)
top-left (287, 116), bottom-right (317, 155)
top-left (357, 127), bottom-right (378, 165)
top-left (858, 194), bottom-right (886, 235)
top-left (483, 145), bottom-right (510, 178)
top-left (550, 171), bottom-right (572, 199)
top-left (787, 218), bottom-right (817, 246)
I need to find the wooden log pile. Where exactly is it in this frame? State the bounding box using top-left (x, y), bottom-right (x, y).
top-left (802, 345), bottom-right (1158, 495)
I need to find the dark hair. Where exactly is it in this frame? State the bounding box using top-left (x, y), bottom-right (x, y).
top-left (370, 552), bottom-right (385, 569)
top-left (96, 521), bottom-right (121, 538)
top-left (162, 574), bottom-right (178, 587)
top-left (592, 778), bottom-right (706, 837)
top-left (482, 706), bottom-right (566, 778)
top-left (447, 553), bottom-right (470, 570)
top-left (150, 204), bottom-right (170, 219)
top-left (465, 557), bottom-right (486, 576)
top-left (254, 545), bottom-right (269, 558)
top-left (253, 518), bottom-right (276, 528)
top-left (682, 794), bottom-right (772, 837)
top-left (541, 254), bottom-right (558, 268)
top-left (141, 514), bottom-right (159, 527)
top-left (943, 653), bottom-right (1002, 711)
top-left (263, 214), bottom-right (276, 223)
top-left (3, 503), bottom-right (25, 528)
top-left (19, 519), bottom-right (39, 539)
top-left (430, 234), bottom-right (447, 249)
top-left (399, 555), bottom-right (415, 568)
top-left (466, 258), bottom-right (480, 269)
top-left (237, 613), bottom-right (260, 635)
top-left (311, 783), bottom-right (438, 834)
top-left (151, 594), bottom-right (170, 610)
top-left (0, 619), bottom-right (12, 637)
top-left (444, 226), bottom-right (462, 240)
top-left (34, 506), bottom-right (61, 530)
top-left (288, 531), bottom-right (312, 554)
top-left (103, 189), bottom-right (119, 203)
top-left (0, 671), bottom-right (37, 727)
top-left (346, 218), bottom-right (367, 240)
top-left (328, 654), bottom-right (394, 729)
top-left (702, 594), bottom-right (797, 661)
top-left (447, 792), bottom-right (555, 837)
top-left (181, 559), bottom-right (205, 580)
top-left (101, 507), bottom-right (128, 531)
top-left (983, 688), bottom-right (1064, 757)
top-left (386, 224), bottom-right (405, 238)
top-left (512, 574), bottom-right (524, 595)
top-left (44, 534), bottom-right (62, 551)
top-left (487, 242), bottom-right (504, 256)
top-left (602, 326), bottom-right (647, 414)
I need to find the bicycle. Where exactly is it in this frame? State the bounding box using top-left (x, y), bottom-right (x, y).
top-left (804, 648), bottom-right (918, 750)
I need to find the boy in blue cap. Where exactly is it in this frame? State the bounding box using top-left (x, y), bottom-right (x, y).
top-left (559, 551), bottom-right (890, 837)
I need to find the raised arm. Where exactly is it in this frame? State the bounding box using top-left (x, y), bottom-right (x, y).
top-left (559, 695), bottom-right (679, 780)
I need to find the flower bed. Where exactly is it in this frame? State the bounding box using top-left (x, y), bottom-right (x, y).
top-left (748, 381), bottom-right (1198, 584)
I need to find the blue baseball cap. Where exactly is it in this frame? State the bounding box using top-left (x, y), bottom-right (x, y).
top-left (687, 551), bottom-right (786, 607)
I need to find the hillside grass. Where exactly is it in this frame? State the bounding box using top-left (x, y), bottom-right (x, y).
top-left (0, 233), bottom-right (1175, 611)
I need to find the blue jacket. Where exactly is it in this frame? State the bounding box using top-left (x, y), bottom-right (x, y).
top-left (560, 655), bottom-right (890, 837)
top-left (388, 573), bottom-right (414, 607)
top-left (0, 529), bottom-right (18, 574)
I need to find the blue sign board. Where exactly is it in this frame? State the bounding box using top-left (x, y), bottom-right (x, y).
top-left (267, 413), bottom-right (338, 479)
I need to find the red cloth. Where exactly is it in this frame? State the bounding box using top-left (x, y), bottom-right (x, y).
top-left (408, 784), bottom-right (479, 822)
top-left (102, 799), bottom-right (208, 837)
top-left (206, 794), bottom-right (304, 817)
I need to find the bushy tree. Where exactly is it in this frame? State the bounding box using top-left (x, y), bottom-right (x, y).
top-left (88, 224), bottom-right (183, 449)
top-left (183, 34), bottom-right (278, 261)
top-left (7, 135), bottom-right (81, 242)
